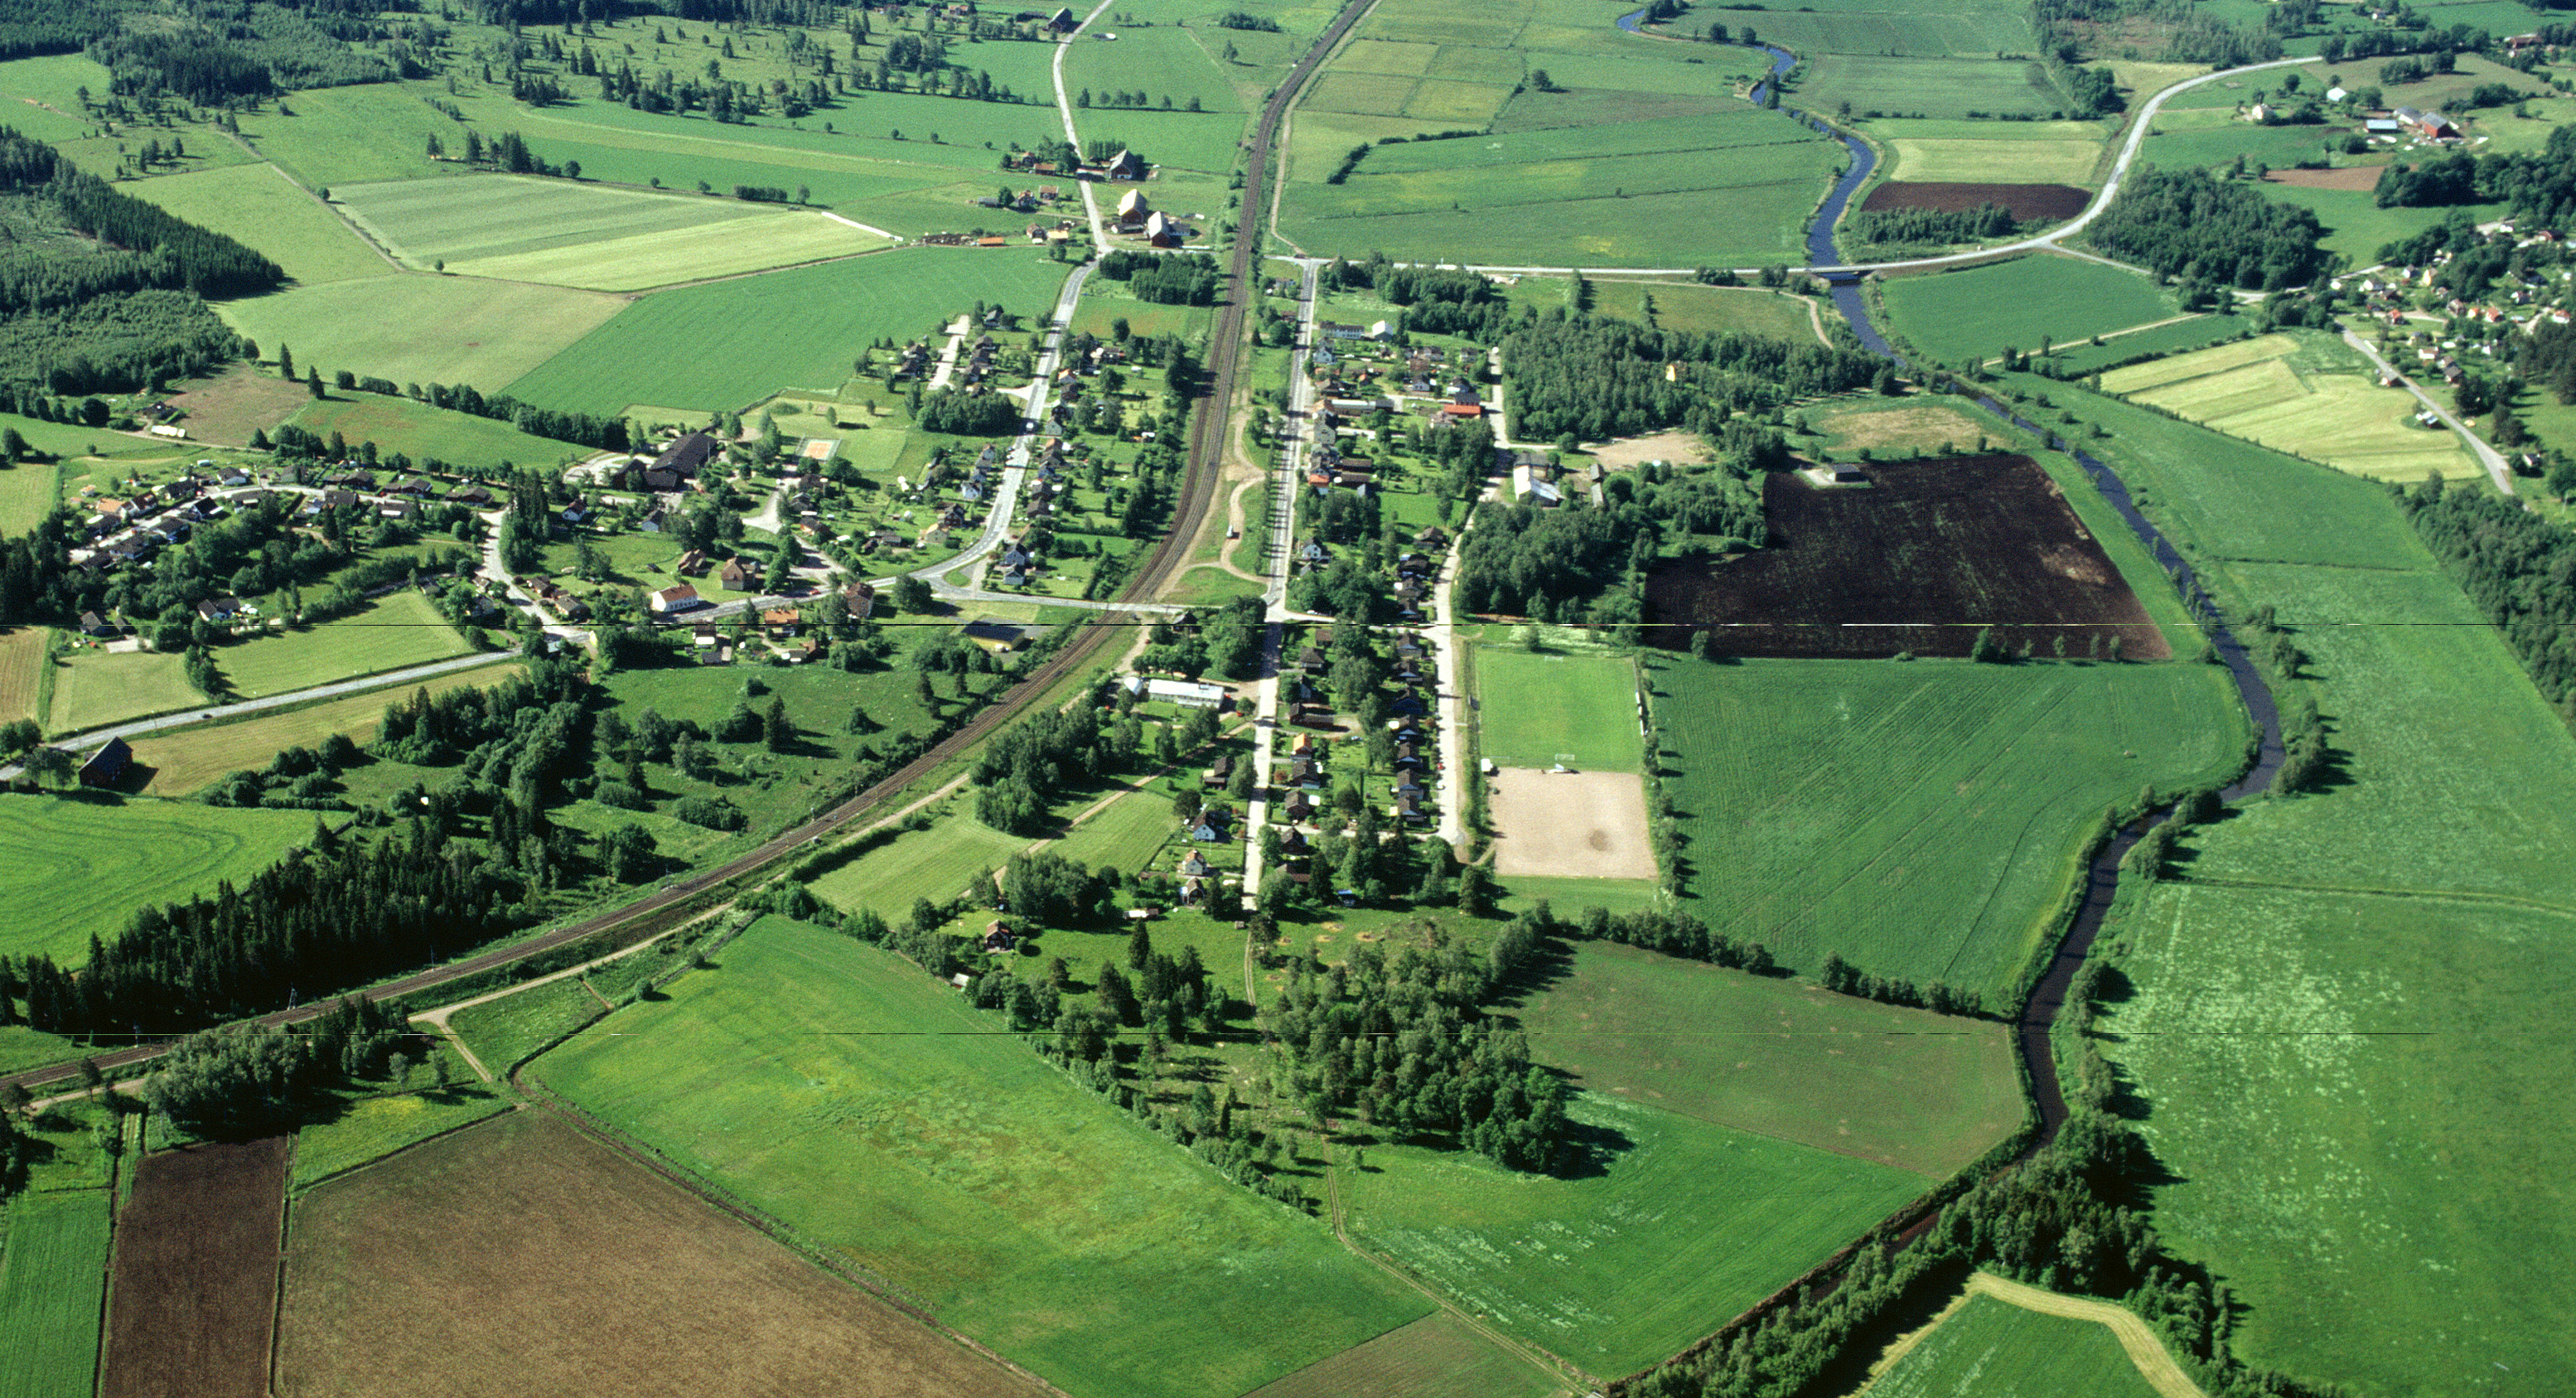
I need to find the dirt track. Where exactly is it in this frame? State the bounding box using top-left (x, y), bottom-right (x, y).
top-left (1856, 1272), bottom-right (2208, 1398)
top-left (1489, 767), bottom-right (1658, 880)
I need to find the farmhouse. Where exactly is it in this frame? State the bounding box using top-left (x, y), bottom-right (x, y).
top-left (80, 737), bottom-right (132, 789)
top-left (649, 583), bottom-right (703, 614)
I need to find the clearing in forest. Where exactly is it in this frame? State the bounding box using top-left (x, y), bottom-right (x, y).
top-left (275, 1111), bottom-right (1048, 1398)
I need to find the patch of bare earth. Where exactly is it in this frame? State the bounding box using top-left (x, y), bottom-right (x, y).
top-left (1588, 429), bottom-right (1713, 469)
top-left (1489, 767), bottom-right (1657, 880)
top-left (101, 1137), bottom-right (292, 1398)
top-left (2263, 166), bottom-right (2382, 191)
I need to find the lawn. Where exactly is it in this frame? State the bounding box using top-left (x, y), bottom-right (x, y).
top-left (504, 249), bottom-right (1075, 417)
top-left (806, 808), bottom-right (1034, 921)
top-left (288, 1084), bottom-right (511, 1192)
top-left (127, 662), bottom-right (523, 796)
top-left (1046, 782), bottom-right (1189, 873)
top-left (0, 796), bottom-right (317, 963)
top-left (2025, 377), bottom-right (2576, 1394)
top-left (1472, 646), bottom-right (1641, 772)
top-left (128, 164), bottom-right (391, 287)
top-left (1652, 655), bottom-right (2247, 1002)
top-left (277, 1110), bottom-right (1051, 1398)
top-left (213, 591), bottom-right (473, 699)
top-left (536, 917), bottom-right (1437, 1398)
top-left (331, 174), bottom-right (891, 290)
top-left (0, 1189), bottom-right (112, 1398)
top-left (1514, 940), bottom-right (2023, 1178)
top-left (1339, 1089), bottom-right (1927, 1377)
top-left (1880, 255), bottom-right (2178, 363)
top-left (288, 390), bottom-right (594, 471)
top-left (217, 274), bottom-right (628, 399)
top-left (1798, 56), bottom-right (2070, 120)
top-left (2103, 331), bottom-right (2478, 481)
top-left (46, 645), bottom-right (201, 734)
top-left (1868, 1293), bottom-right (2168, 1398)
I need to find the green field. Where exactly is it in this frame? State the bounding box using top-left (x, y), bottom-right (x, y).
top-left (0, 796), bottom-right (317, 963)
top-left (0, 1189), bottom-right (111, 1398)
top-left (1882, 133), bottom-right (2103, 186)
top-left (806, 810), bottom-right (1032, 922)
top-left (128, 664), bottom-right (524, 797)
top-left (1674, 0), bottom-right (2035, 57)
top-left (504, 249), bottom-right (1073, 416)
top-left (2032, 377), bottom-right (2576, 1393)
top-left (1241, 1313), bottom-right (1560, 1398)
top-left (331, 174), bottom-right (890, 290)
top-left (1881, 255), bottom-right (2178, 363)
top-left (1339, 1089), bottom-right (1926, 1376)
top-left (1653, 656), bottom-right (2246, 1000)
top-left (288, 390), bottom-right (593, 471)
top-left (218, 275), bottom-right (628, 398)
top-left (1800, 55), bottom-right (2070, 120)
top-left (538, 917), bottom-right (1447, 1398)
top-left (1515, 941), bottom-right (2022, 1178)
top-left (213, 592), bottom-right (473, 699)
top-left (129, 164), bottom-right (391, 286)
top-left (46, 646), bottom-right (202, 733)
top-left (2043, 315), bottom-right (2246, 377)
top-left (1868, 1294), bottom-right (2166, 1398)
top-left (1588, 279), bottom-right (1818, 339)
top-left (289, 1085), bottom-right (512, 1192)
top-left (1473, 646), bottom-right (1641, 772)
top-left (2253, 179), bottom-right (2504, 264)
top-left (0, 55), bottom-right (114, 142)
top-left (2103, 331), bottom-right (2478, 481)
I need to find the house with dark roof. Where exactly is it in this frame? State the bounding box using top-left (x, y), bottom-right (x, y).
top-left (79, 737), bottom-right (131, 789)
top-left (652, 432), bottom-right (721, 481)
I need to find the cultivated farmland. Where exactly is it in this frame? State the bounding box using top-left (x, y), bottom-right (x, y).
top-left (1650, 655), bottom-right (2245, 999)
top-left (0, 1189), bottom-right (113, 1398)
top-left (0, 797), bottom-right (316, 963)
top-left (1865, 1290), bottom-right (2175, 1398)
top-left (1472, 646), bottom-right (1640, 771)
top-left (46, 646), bottom-right (203, 734)
top-left (1798, 56), bottom-right (2067, 120)
top-left (126, 662), bottom-right (523, 796)
top-left (212, 592), bottom-right (472, 699)
top-left (1242, 1313), bottom-right (1561, 1398)
top-left (0, 627), bottom-right (41, 726)
top-left (1880, 255), bottom-right (2178, 362)
top-left (1588, 279), bottom-right (1820, 339)
top-left (286, 391), bottom-right (593, 472)
top-left (331, 175), bottom-right (890, 291)
top-left (1859, 181), bottom-right (2087, 220)
top-left (286, 1086), bottom-right (511, 1192)
top-left (1683, 0), bottom-right (2036, 58)
top-left (1339, 1090), bottom-right (1927, 1376)
top-left (504, 249), bottom-right (1074, 417)
top-left (217, 275), bottom-right (629, 394)
top-left (2102, 331), bottom-right (2480, 481)
top-left (536, 917), bottom-right (1443, 1398)
top-left (1514, 940), bottom-right (2022, 1177)
top-left (1879, 130), bottom-right (2105, 187)
top-left (100, 1139), bottom-right (290, 1398)
top-left (1641, 455), bottom-right (2171, 661)
top-left (277, 1112), bottom-right (1051, 1398)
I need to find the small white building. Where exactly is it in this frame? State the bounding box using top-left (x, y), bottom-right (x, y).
top-left (1122, 675), bottom-right (1231, 709)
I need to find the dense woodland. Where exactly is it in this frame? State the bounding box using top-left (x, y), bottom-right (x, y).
top-left (1099, 250), bottom-right (1220, 307)
top-left (1503, 318), bottom-right (1879, 443)
top-left (1846, 203), bottom-right (2023, 248)
top-left (2085, 165), bottom-right (2331, 291)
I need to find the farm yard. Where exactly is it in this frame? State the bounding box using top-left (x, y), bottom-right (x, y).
top-left (0, 798), bottom-right (317, 963)
top-left (276, 1112), bottom-right (1051, 1398)
top-left (100, 1139), bottom-right (290, 1398)
top-left (1640, 454), bottom-right (2172, 661)
top-left (2101, 332), bottom-right (2481, 481)
top-left (535, 917), bottom-right (1449, 1398)
top-left (1879, 256), bottom-right (2180, 364)
top-left (1650, 655), bottom-right (2246, 1002)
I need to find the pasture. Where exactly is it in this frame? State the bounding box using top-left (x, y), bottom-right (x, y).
top-left (1241, 1313), bottom-right (1559, 1398)
top-left (1805, 399), bottom-right (1993, 454)
top-left (2102, 332), bottom-right (2479, 481)
top-left (46, 646), bottom-right (202, 734)
top-left (1881, 135), bottom-right (2104, 187)
top-left (102, 1138), bottom-right (289, 1398)
top-left (1865, 1289), bottom-right (2177, 1398)
top-left (0, 796), bottom-right (315, 964)
top-left (1472, 646), bottom-right (1640, 772)
top-left (536, 917), bottom-right (1439, 1398)
top-left (331, 175), bottom-right (889, 290)
top-left (159, 365), bottom-right (326, 448)
top-left (1649, 656), bottom-right (2245, 1001)
top-left (288, 391), bottom-right (592, 471)
top-left (1339, 1090), bottom-right (1926, 1376)
top-left (129, 165), bottom-right (389, 287)
top-left (804, 810), bottom-right (1032, 921)
top-left (214, 592), bottom-right (473, 699)
top-left (1800, 56), bottom-right (2068, 120)
top-left (1515, 939), bottom-right (2022, 1178)
top-left (217, 275), bottom-right (627, 398)
top-left (0, 54), bottom-right (115, 142)
top-left (287, 1086), bottom-right (510, 1192)
top-left (1880, 255), bottom-right (2177, 363)
top-left (2042, 316), bottom-right (2245, 377)
top-left (0, 627), bottom-right (42, 726)
top-left (0, 1189), bottom-right (112, 1398)
top-left (504, 249), bottom-right (1073, 417)
top-left (276, 1112), bottom-right (1051, 1398)
top-left (1588, 279), bottom-right (1818, 339)
top-left (2255, 178), bottom-right (2502, 264)
top-left (128, 662), bottom-right (523, 796)
top-left (1681, 0), bottom-right (2035, 57)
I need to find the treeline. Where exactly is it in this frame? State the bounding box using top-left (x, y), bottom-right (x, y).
top-left (1502, 317), bottom-right (1880, 443)
top-left (909, 385), bottom-right (1022, 435)
top-left (143, 998), bottom-right (414, 1138)
top-left (1318, 255), bottom-right (1511, 339)
top-left (1214, 10), bottom-right (1280, 29)
top-left (2036, 0), bottom-right (2281, 67)
top-left (1845, 203), bottom-right (2022, 248)
top-left (1100, 250), bottom-right (1220, 306)
top-left (2320, 22), bottom-right (2496, 66)
top-left (1559, 902), bottom-right (1776, 975)
top-left (2371, 128), bottom-right (2576, 226)
top-left (2402, 476), bottom-right (2576, 711)
top-left (0, 127), bottom-right (284, 299)
top-left (85, 2), bottom-right (395, 104)
top-left (2085, 165), bottom-right (2331, 291)
top-left (1819, 954), bottom-right (1985, 1017)
top-left (1259, 909), bottom-right (1568, 1170)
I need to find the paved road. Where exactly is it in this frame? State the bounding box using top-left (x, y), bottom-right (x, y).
top-left (2340, 327), bottom-right (2517, 494)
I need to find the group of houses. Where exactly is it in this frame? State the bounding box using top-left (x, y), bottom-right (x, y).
top-left (1110, 188), bottom-right (1186, 248)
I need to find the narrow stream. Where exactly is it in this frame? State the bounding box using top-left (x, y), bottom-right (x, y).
top-left (1614, 7), bottom-right (2288, 1147)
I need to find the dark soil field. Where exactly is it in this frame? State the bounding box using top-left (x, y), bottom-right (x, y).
top-left (100, 1137), bottom-right (292, 1398)
top-left (276, 1111), bottom-right (1051, 1398)
top-left (1860, 181), bottom-right (2090, 220)
top-left (1643, 454), bottom-right (2169, 660)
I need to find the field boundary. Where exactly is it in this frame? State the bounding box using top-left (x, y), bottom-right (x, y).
top-left (1854, 1272), bottom-right (2208, 1398)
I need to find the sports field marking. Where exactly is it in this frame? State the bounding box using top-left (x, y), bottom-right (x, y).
top-left (1858, 1272), bottom-right (2207, 1398)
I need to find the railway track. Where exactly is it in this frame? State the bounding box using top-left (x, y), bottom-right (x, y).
top-left (0, 1), bottom-right (1371, 1101)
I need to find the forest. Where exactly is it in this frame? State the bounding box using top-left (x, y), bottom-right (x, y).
top-left (1846, 203), bottom-right (2023, 248)
top-left (1501, 317), bottom-right (1880, 443)
top-left (1099, 249), bottom-right (1221, 306)
top-left (2084, 165), bottom-right (2331, 290)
